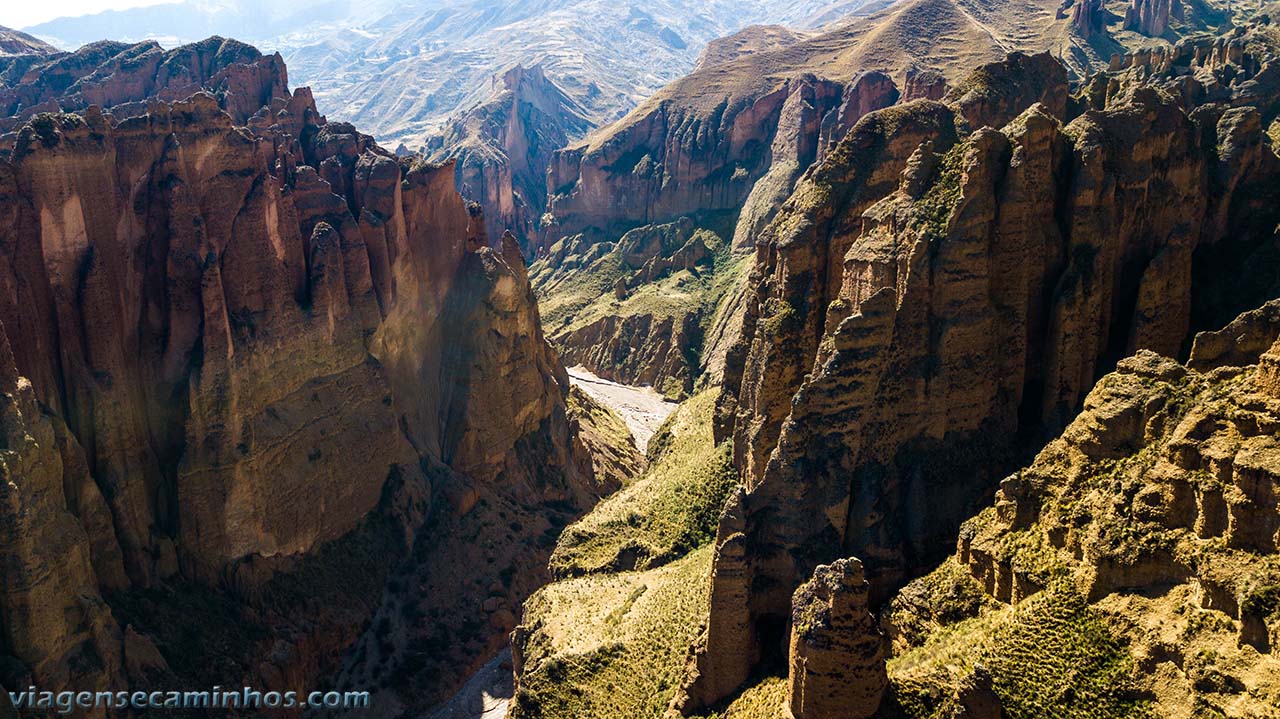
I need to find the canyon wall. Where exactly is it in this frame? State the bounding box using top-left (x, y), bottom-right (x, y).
top-left (528, 0), bottom-right (1240, 400)
top-left (676, 29), bottom-right (1280, 710)
top-left (0, 38), bottom-right (609, 708)
top-left (878, 309), bottom-right (1280, 718)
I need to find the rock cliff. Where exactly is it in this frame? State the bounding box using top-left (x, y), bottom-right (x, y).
top-left (427, 65), bottom-right (591, 252)
top-left (880, 315), bottom-right (1280, 718)
top-left (532, 0), bottom-right (1244, 403)
top-left (0, 37), bottom-right (616, 711)
top-left (787, 558), bottom-right (886, 719)
top-left (1124, 0), bottom-right (1184, 36)
top-left (676, 24), bottom-right (1280, 710)
top-left (0, 36), bottom-right (290, 132)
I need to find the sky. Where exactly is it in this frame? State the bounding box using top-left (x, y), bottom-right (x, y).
top-left (0, 0), bottom-right (177, 30)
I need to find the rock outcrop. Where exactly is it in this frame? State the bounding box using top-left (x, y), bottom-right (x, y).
top-left (677, 27), bottom-right (1280, 710)
top-left (0, 36), bottom-right (290, 132)
top-left (1069, 0), bottom-right (1107, 39)
top-left (787, 558), bottom-right (886, 719)
top-left (885, 318), bottom-right (1280, 718)
top-left (428, 65), bottom-right (591, 253)
top-left (1123, 0), bottom-right (1183, 37)
top-left (0, 37), bottom-right (613, 709)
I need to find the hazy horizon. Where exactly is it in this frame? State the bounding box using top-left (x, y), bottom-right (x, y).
top-left (1, 0), bottom-right (180, 32)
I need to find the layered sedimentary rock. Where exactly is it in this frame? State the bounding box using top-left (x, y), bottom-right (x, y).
top-left (0, 36), bottom-right (290, 131)
top-left (677, 28), bottom-right (1280, 710)
top-left (428, 65), bottom-right (590, 253)
top-left (787, 558), bottom-right (886, 719)
top-left (0, 38), bottom-right (609, 707)
top-left (885, 319), bottom-right (1280, 717)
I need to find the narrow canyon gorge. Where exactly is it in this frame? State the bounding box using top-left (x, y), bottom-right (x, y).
top-left (2, 0), bottom-right (1280, 717)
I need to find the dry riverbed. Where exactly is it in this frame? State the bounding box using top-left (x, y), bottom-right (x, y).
top-left (566, 366), bottom-right (679, 454)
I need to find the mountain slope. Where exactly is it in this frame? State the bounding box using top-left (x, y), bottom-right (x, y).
top-left (25, 0), bottom-right (886, 150)
top-left (285, 0), bottom-right (888, 150)
top-left (0, 36), bottom-right (289, 132)
top-left (530, 0), bottom-right (1245, 419)
top-left (880, 332), bottom-right (1280, 719)
top-left (512, 16), bottom-right (1280, 719)
top-left (0, 26), bottom-right (58, 57)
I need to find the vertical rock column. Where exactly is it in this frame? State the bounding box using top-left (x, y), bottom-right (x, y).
top-left (787, 558), bottom-right (887, 719)
top-left (1071, 0), bottom-right (1106, 38)
top-left (1123, 0), bottom-right (1182, 36)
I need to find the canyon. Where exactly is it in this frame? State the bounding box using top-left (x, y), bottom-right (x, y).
top-left (508, 5), bottom-right (1280, 719)
top-left (525, 0), bottom-right (1249, 398)
top-left (3, 0), bottom-right (1280, 716)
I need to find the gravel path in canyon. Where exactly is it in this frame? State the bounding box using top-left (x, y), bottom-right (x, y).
top-left (567, 366), bottom-right (679, 453)
top-left (426, 649), bottom-right (514, 719)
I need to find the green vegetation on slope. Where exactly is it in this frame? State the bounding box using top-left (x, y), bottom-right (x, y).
top-left (533, 218), bottom-right (751, 399)
top-left (510, 546), bottom-right (714, 719)
top-left (566, 384), bottom-right (646, 490)
top-left (511, 383), bottom-right (743, 719)
top-left (691, 676), bottom-right (789, 719)
top-left (550, 390), bottom-right (739, 578)
top-left (887, 583), bottom-right (1152, 719)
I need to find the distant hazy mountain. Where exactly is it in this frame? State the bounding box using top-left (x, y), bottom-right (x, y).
top-left (23, 0), bottom-right (395, 49)
top-left (25, 0), bottom-right (885, 147)
top-left (286, 0), bottom-right (889, 149)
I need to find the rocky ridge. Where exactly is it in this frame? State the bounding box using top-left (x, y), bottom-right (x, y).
top-left (427, 64), bottom-right (591, 249)
top-left (664, 19), bottom-right (1280, 713)
top-left (880, 312), bottom-right (1280, 717)
top-left (531, 0), bottom-right (1245, 409)
top-left (0, 26), bottom-right (58, 58)
top-left (0, 36), bottom-right (290, 133)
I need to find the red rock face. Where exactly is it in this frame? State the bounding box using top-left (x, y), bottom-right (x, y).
top-left (543, 70), bottom-right (904, 250)
top-left (677, 34), bottom-right (1280, 711)
top-left (1123, 0), bottom-right (1183, 36)
top-left (0, 42), bottom-right (602, 702)
top-left (429, 64), bottom-right (591, 255)
top-left (0, 37), bottom-right (289, 132)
